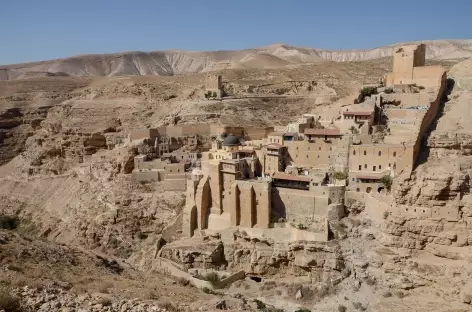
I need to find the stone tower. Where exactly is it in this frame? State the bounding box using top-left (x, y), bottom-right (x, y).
top-left (391, 44), bottom-right (426, 85)
top-left (205, 75), bottom-right (223, 99)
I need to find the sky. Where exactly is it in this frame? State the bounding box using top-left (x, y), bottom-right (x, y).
top-left (1, 0), bottom-right (471, 65)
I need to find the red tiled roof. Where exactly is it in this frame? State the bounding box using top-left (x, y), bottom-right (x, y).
top-left (343, 111), bottom-right (373, 116)
top-left (304, 128), bottom-right (341, 136)
top-left (272, 172), bottom-right (311, 182)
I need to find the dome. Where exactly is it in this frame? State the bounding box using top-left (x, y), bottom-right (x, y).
top-left (222, 134), bottom-right (241, 146)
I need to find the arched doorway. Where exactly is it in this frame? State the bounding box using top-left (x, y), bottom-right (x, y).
top-left (190, 206), bottom-right (198, 237)
top-left (366, 187), bottom-right (372, 194)
top-left (378, 187), bottom-right (385, 193)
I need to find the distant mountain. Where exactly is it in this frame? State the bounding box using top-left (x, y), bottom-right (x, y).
top-left (1, 39), bottom-right (471, 80)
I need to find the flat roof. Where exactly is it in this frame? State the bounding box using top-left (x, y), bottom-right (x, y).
top-left (343, 111), bottom-right (373, 116)
top-left (220, 159), bottom-right (239, 164)
top-left (266, 143), bottom-right (283, 149)
top-left (356, 175), bottom-right (382, 180)
top-left (272, 172), bottom-right (311, 182)
top-left (304, 128), bottom-right (341, 136)
top-left (351, 143), bottom-right (414, 148)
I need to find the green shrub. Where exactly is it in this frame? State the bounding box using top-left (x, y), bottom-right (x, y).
top-left (334, 171), bottom-right (347, 181)
top-left (201, 286), bottom-right (216, 294)
top-left (353, 301), bottom-right (366, 311)
top-left (380, 175), bottom-right (393, 191)
top-left (297, 224), bottom-right (307, 230)
top-left (0, 287), bottom-right (21, 312)
top-left (0, 216), bottom-right (19, 230)
top-left (203, 272), bottom-right (221, 288)
top-left (360, 86), bottom-right (377, 97)
top-left (177, 277), bottom-right (190, 287)
top-left (255, 299), bottom-right (266, 310)
top-left (348, 126), bottom-right (359, 134)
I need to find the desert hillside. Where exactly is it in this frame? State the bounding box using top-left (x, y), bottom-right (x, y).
top-left (1, 41), bottom-right (472, 312)
top-left (0, 39), bottom-right (471, 80)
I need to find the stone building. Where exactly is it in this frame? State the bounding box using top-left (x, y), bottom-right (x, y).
top-left (205, 75), bottom-right (223, 99)
top-left (384, 44), bottom-right (445, 88)
top-left (182, 134), bottom-right (345, 239)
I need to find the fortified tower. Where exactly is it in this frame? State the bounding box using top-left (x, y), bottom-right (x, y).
top-left (385, 44), bottom-right (426, 85)
top-left (205, 75), bottom-right (223, 99)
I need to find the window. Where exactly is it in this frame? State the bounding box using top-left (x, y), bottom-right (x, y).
top-left (388, 163), bottom-right (391, 167)
top-left (353, 150), bottom-right (356, 156)
top-left (379, 165), bottom-right (382, 170)
top-left (393, 152), bottom-right (397, 157)
top-left (364, 150), bottom-right (366, 155)
top-left (364, 164), bottom-right (367, 169)
top-left (359, 165), bottom-right (362, 170)
top-left (317, 155), bottom-right (320, 158)
top-left (352, 178), bottom-right (355, 181)
top-left (373, 166), bottom-right (376, 171)
top-left (306, 155), bottom-right (308, 158)
top-left (356, 188), bottom-right (360, 192)
top-left (319, 147), bottom-right (321, 151)
top-left (378, 151), bottom-right (381, 156)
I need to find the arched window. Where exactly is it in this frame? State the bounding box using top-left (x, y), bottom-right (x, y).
top-left (353, 150), bottom-right (356, 156)
top-left (364, 150), bottom-right (366, 156)
top-left (378, 151), bottom-right (381, 156)
top-left (393, 152), bottom-right (397, 157)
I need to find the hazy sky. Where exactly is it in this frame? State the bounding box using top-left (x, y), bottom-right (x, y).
top-left (1, 0), bottom-right (471, 64)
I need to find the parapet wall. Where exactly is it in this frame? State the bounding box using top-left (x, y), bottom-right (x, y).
top-left (131, 169), bottom-right (162, 182)
top-left (164, 178), bottom-right (187, 191)
top-left (413, 66), bottom-right (446, 88)
top-left (272, 187), bottom-right (327, 230)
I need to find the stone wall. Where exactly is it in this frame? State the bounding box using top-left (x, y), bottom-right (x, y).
top-left (163, 178), bottom-right (187, 191)
top-left (413, 66), bottom-right (446, 88)
top-left (272, 187), bottom-right (325, 230)
top-left (131, 169), bottom-right (162, 182)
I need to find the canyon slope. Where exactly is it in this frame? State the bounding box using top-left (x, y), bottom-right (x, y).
top-left (1, 44), bottom-right (472, 311)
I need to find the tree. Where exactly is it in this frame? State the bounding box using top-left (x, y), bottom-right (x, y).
top-left (349, 126), bottom-right (359, 135)
top-left (334, 171), bottom-right (347, 181)
top-left (380, 175), bottom-right (393, 191)
top-left (360, 86), bottom-right (378, 97)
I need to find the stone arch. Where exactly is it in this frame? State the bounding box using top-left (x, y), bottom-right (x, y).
top-left (378, 186), bottom-right (385, 193)
top-left (251, 187), bottom-right (257, 227)
top-left (196, 177), bottom-right (211, 230)
top-left (190, 206), bottom-right (197, 237)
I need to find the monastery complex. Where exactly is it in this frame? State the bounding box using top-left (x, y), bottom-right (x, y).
top-left (129, 44), bottom-right (449, 242)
